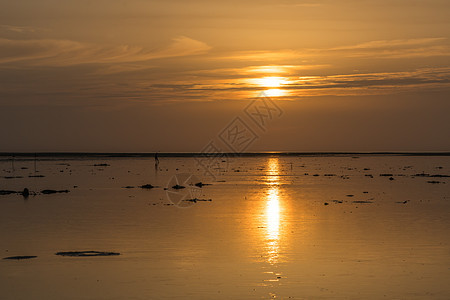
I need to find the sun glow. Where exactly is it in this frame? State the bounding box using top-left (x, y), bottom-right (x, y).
top-left (258, 76), bottom-right (284, 88)
top-left (254, 76), bottom-right (288, 97)
top-left (264, 89), bottom-right (284, 97)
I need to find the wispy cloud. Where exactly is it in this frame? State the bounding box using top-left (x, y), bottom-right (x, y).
top-left (276, 1), bottom-right (323, 8)
top-left (0, 24), bottom-right (38, 34)
top-left (1, 34), bottom-right (449, 105)
top-left (282, 68), bottom-right (450, 94)
top-left (324, 38), bottom-right (450, 58)
top-left (92, 64), bottom-right (155, 75)
top-left (331, 38), bottom-right (446, 50)
top-left (219, 50), bottom-right (300, 62)
top-left (188, 65), bottom-right (329, 79)
top-left (0, 38), bottom-right (84, 64)
top-left (221, 37), bottom-right (450, 61)
top-left (0, 36), bottom-right (211, 66)
top-left (145, 67), bottom-right (450, 99)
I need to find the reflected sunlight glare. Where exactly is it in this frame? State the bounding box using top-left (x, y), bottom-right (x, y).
top-left (267, 188), bottom-right (280, 241)
top-left (265, 157), bottom-right (281, 264)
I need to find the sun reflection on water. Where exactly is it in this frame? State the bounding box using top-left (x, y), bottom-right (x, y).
top-left (265, 157), bottom-right (281, 265)
top-left (266, 187), bottom-right (280, 264)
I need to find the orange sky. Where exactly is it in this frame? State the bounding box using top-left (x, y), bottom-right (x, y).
top-left (0, 0), bottom-right (449, 152)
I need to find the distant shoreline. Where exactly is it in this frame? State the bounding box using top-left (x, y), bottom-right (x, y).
top-left (0, 152), bottom-right (449, 158)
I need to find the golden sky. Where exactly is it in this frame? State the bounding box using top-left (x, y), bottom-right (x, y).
top-left (0, 0), bottom-right (449, 152)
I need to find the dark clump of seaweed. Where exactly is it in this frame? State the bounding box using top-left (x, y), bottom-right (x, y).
top-left (194, 182), bottom-right (212, 188)
top-left (172, 185), bottom-right (185, 189)
top-left (183, 198), bottom-right (212, 203)
top-left (140, 184), bottom-right (155, 189)
top-left (0, 190), bottom-right (18, 195)
top-left (55, 251), bottom-right (120, 257)
top-left (3, 256), bottom-right (37, 260)
top-left (41, 189), bottom-right (70, 194)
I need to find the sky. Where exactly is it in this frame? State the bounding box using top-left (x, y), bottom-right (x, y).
top-left (0, 0), bottom-right (449, 152)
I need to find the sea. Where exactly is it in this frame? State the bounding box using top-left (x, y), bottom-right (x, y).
top-left (1, 153), bottom-right (449, 299)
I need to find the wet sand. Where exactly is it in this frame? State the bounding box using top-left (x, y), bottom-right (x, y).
top-left (1, 154), bottom-right (449, 299)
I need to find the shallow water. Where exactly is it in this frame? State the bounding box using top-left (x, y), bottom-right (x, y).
top-left (1, 155), bottom-right (449, 299)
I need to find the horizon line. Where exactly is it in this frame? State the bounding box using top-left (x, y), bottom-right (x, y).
top-left (0, 151), bottom-right (449, 158)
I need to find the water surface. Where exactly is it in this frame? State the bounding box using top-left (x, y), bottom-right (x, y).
top-left (1, 155), bottom-right (449, 299)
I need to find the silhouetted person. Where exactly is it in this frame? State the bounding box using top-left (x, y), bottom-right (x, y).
top-left (155, 152), bottom-right (159, 169)
top-left (22, 188), bottom-right (29, 198)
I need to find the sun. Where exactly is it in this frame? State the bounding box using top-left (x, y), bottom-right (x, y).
top-left (253, 76), bottom-right (288, 97)
top-left (258, 76), bottom-right (284, 88)
top-left (264, 89), bottom-right (284, 97)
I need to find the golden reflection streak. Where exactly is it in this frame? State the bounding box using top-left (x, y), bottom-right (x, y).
top-left (265, 157), bottom-right (281, 265)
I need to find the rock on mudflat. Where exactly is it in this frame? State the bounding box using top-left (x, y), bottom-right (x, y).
top-left (396, 200), bottom-right (410, 204)
top-left (172, 185), bottom-right (185, 189)
top-left (55, 251), bottom-right (120, 257)
top-left (194, 182), bottom-right (212, 188)
top-left (0, 190), bottom-right (18, 195)
top-left (3, 256), bottom-right (37, 260)
top-left (140, 184), bottom-right (155, 189)
top-left (183, 198), bottom-right (212, 203)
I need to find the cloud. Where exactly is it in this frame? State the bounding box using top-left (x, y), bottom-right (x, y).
top-left (276, 1), bottom-right (323, 7)
top-left (145, 67), bottom-right (450, 99)
top-left (0, 38), bottom-right (84, 64)
top-left (324, 38), bottom-right (450, 58)
top-left (92, 64), bottom-right (155, 75)
top-left (283, 68), bottom-right (450, 91)
top-left (1, 34), bottom-right (448, 105)
top-left (0, 36), bottom-right (211, 67)
top-left (187, 65), bottom-right (329, 79)
top-left (331, 38), bottom-right (446, 50)
top-left (219, 50), bottom-right (300, 62)
top-left (221, 37), bottom-right (450, 62)
top-left (0, 24), bottom-right (38, 34)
